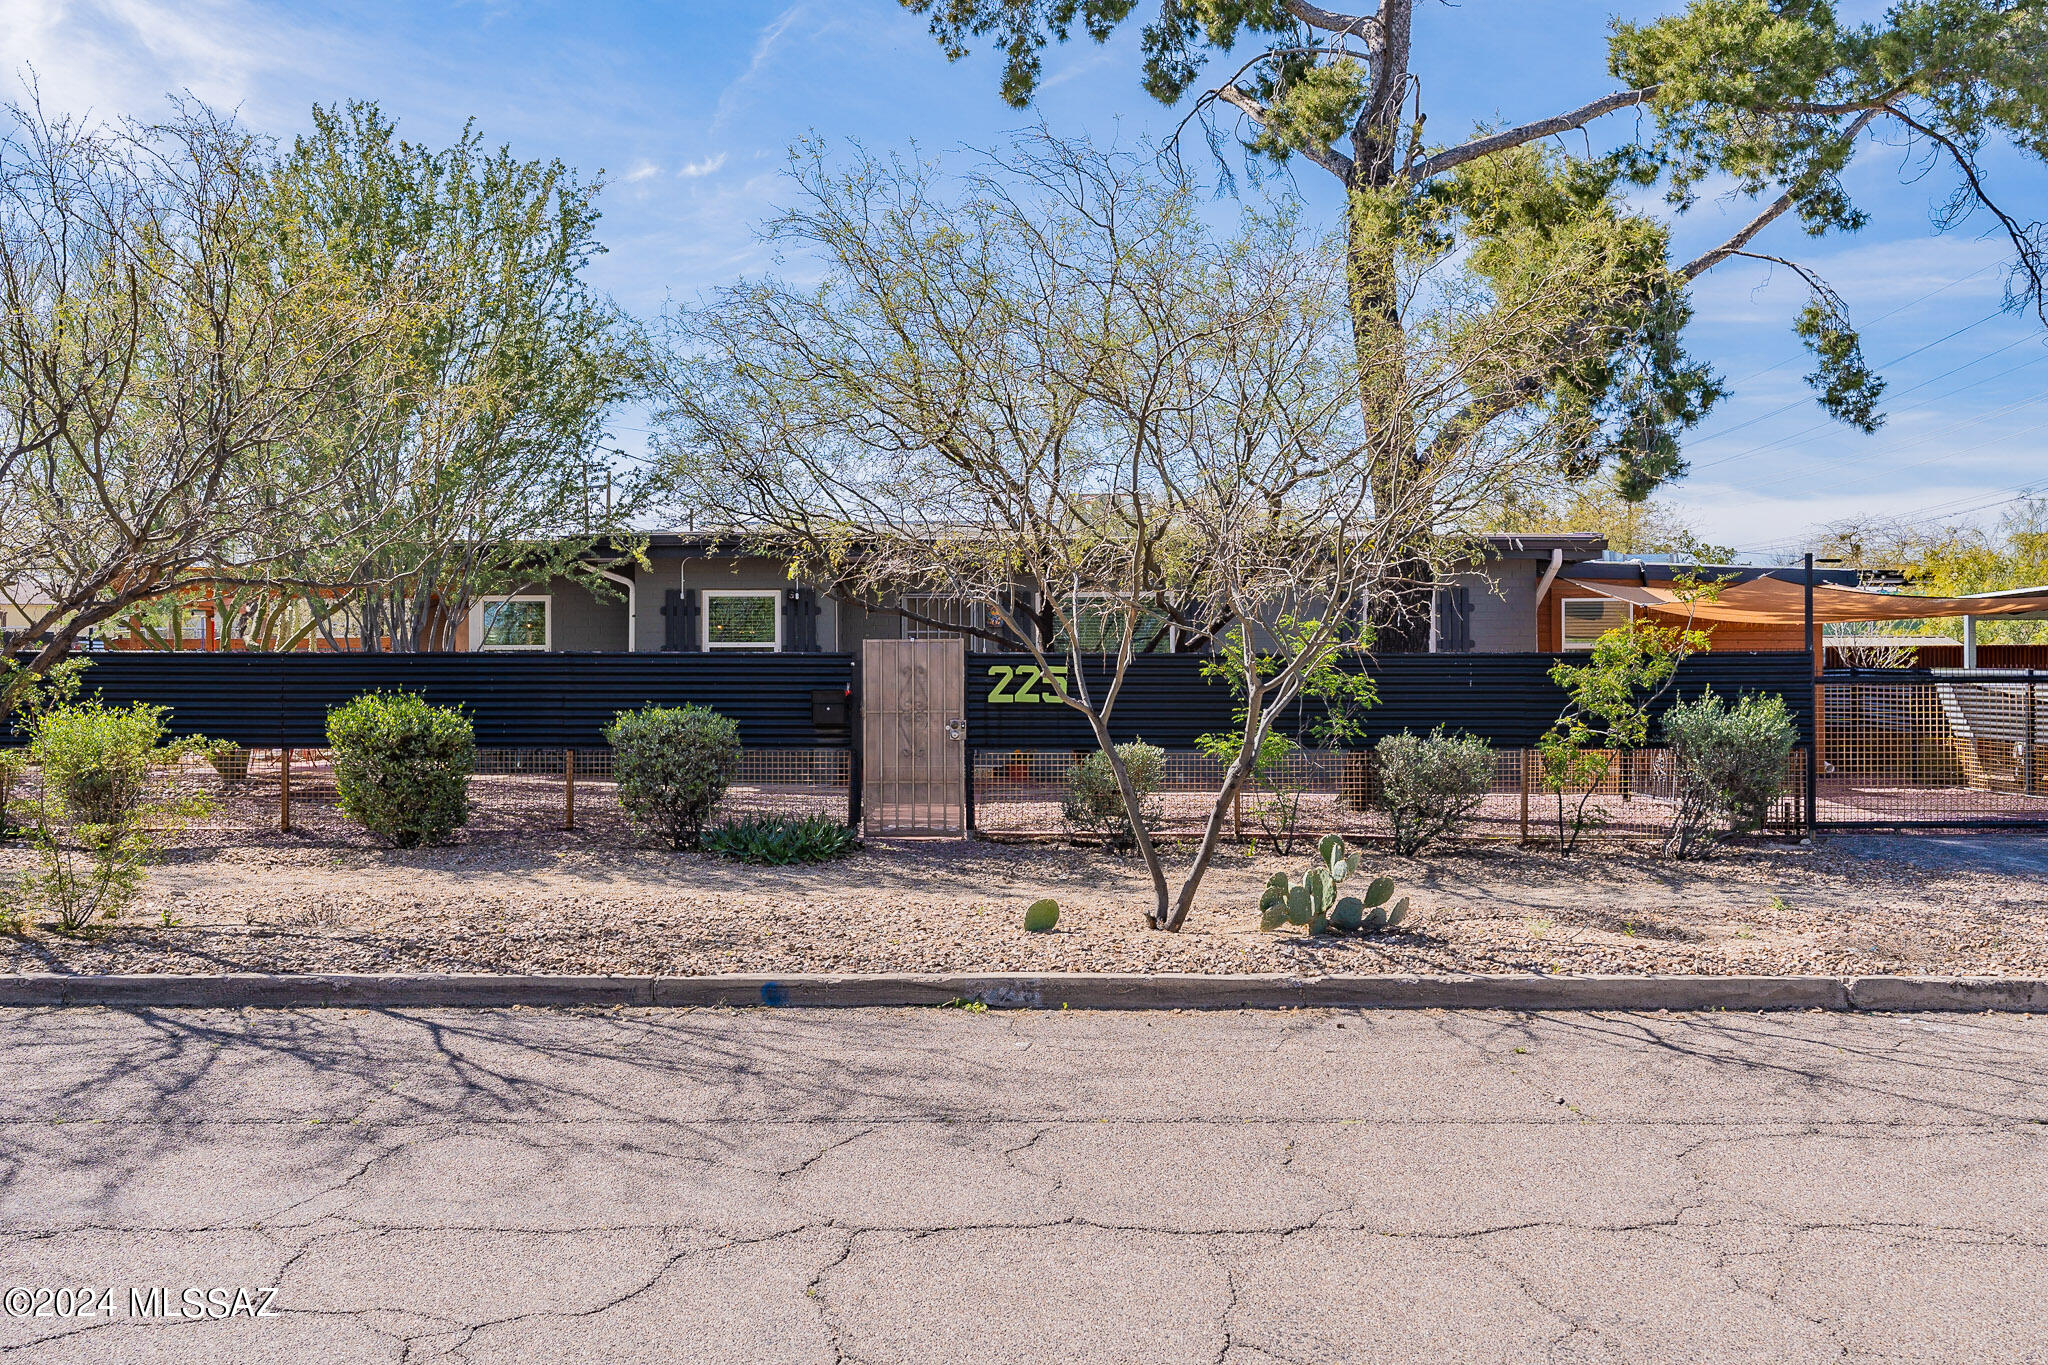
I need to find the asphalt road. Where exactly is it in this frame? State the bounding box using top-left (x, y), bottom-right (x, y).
top-left (0, 1004), bottom-right (2043, 1363)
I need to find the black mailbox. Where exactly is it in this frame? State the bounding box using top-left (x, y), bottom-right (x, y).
top-left (811, 688), bottom-right (849, 728)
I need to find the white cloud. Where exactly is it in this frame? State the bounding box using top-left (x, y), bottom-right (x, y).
top-left (622, 159), bottom-right (662, 182)
top-left (679, 152), bottom-right (727, 178)
top-left (1, 0), bottom-right (347, 126)
top-left (711, 3), bottom-right (807, 132)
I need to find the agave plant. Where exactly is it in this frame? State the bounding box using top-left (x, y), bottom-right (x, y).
top-left (1258, 834), bottom-right (1410, 936)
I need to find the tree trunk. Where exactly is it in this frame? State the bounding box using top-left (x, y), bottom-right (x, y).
top-left (1339, 2), bottom-right (1436, 654)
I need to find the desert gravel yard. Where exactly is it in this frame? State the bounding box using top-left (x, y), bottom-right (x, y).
top-left (3, 830), bottom-right (2046, 977)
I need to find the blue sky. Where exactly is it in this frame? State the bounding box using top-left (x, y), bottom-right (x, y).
top-left (6, 0), bottom-right (2043, 560)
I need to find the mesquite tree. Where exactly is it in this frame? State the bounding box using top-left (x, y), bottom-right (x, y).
top-left (902, 0), bottom-right (2048, 647)
top-left (258, 103), bottom-right (647, 651)
top-left (659, 134), bottom-right (1637, 929)
top-left (0, 96), bottom-right (408, 719)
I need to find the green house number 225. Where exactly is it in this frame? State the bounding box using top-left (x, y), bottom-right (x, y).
top-left (986, 664), bottom-right (1069, 704)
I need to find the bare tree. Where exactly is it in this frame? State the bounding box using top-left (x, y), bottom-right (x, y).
top-left (659, 133), bottom-right (1615, 929)
top-left (0, 95), bottom-right (406, 713)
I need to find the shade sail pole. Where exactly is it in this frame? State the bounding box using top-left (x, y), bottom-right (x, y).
top-left (1806, 553), bottom-right (1819, 836)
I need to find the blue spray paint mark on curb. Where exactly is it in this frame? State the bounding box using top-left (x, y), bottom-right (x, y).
top-left (759, 981), bottom-right (787, 1007)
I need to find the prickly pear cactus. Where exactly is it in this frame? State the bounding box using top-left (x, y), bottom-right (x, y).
top-left (1023, 898), bottom-right (1060, 932)
top-left (1255, 842), bottom-right (1413, 937)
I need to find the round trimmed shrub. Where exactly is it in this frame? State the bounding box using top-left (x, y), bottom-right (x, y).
top-left (326, 691), bottom-right (475, 848)
top-left (1661, 689), bottom-right (1796, 859)
top-left (32, 700), bottom-right (169, 826)
top-left (605, 704), bottom-right (741, 850)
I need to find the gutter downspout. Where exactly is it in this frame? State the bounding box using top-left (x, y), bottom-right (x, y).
top-left (597, 569), bottom-right (637, 653)
top-left (1532, 548), bottom-right (1565, 605)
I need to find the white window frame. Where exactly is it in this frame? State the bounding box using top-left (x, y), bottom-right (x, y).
top-left (702, 589), bottom-right (783, 651)
top-left (472, 595), bottom-right (552, 651)
top-left (1559, 596), bottom-right (1631, 652)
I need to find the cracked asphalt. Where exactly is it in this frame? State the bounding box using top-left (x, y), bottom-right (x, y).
top-left (0, 1005), bottom-right (2044, 1362)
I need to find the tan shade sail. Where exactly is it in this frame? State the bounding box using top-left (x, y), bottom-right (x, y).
top-left (1558, 576), bottom-right (2048, 625)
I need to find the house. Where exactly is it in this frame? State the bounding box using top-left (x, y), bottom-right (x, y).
top-left (461, 531), bottom-right (1891, 657)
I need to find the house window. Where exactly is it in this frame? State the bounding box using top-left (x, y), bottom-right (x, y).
top-left (477, 596), bottom-right (550, 650)
top-left (1560, 597), bottom-right (1630, 651)
top-left (1057, 594), bottom-right (1173, 654)
top-left (902, 594), bottom-right (990, 651)
top-left (704, 590), bottom-right (781, 650)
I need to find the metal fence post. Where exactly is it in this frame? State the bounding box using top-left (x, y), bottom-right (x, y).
top-left (279, 747), bottom-right (291, 834)
top-left (846, 664), bottom-right (863, 832)
top-left (1805, 552), bottom-right (1820, 837)
top-left (564, 748), bottom-right (576, 830)
top-left (963, 746), bottom-right (975, 832)
top-left (2027, 670), bottom-right (2038, 796)
top-left (1519, 749), bottom-right (1531, 843)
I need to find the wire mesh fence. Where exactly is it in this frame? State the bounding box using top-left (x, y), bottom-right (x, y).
top-left (968, 746), bottom-right (1809, 846)
top-left (1818, 672), bottom-right (2048, 827)
top-left (0, 747), bottom-right (851, 848)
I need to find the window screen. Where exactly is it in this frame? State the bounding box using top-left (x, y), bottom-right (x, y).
top-left (1560, 597), bottom-right (1631, 650)
top-left (705, 593), bottom-right (778, 648)
top-left (480, 599), bottom-right (547, 648)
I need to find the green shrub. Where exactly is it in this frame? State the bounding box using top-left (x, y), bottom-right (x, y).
top-left (33, 700), bottom-right (166, 826)
top-left (1661, 690), bottom-right (1797, 859)
top-left (606, 704), bottom-right (741, 850)
top-left (1061, 739), bottom-right (1165, 851)
top-left (701, 812), bottom-right (857, 864)
top-left (326, 691), bottom-right (475, 848)
top-left (14, 700), bottom-right (209, 932)
top-left (0, 749), bottom-right (28, 839)
top-left (1373, 728), bottom-right (1495, 856)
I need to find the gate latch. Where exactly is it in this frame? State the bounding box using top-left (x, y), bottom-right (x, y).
top-left (944, 718), bottom-right (966, 742)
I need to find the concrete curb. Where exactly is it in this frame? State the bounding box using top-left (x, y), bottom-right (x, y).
top-left (0, 972), bottom-right (2039, 1012)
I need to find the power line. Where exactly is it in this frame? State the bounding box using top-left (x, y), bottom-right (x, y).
top-left (1723, 388), bottom-right (2048, 497)
top-left (1707, 259), bottom-right (2002, 393)
top-left (1681, 304), bottom-right (2012, 449)
top-left (1686, 339), bottom-right (2047, 476)
top-left (1729, 475), bottom-right (2044, 555)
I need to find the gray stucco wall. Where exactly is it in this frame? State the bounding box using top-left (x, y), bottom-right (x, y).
top-left (618, 552), bottom-right (830, 653)
top-left (1444, 557), bottom-right (1543, 652)
top-left (542, 574), bottom-right (630, 652)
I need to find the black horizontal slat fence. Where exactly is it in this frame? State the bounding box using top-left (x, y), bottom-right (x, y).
top-left (3, 652), bottom-right (857, 749)
top-left (7, 648), bottom-right (1815, 751)
top-left (968, 652), bottom-right (1815, 749)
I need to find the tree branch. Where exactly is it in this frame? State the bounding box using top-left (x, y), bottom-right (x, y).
top-left (1881, 102), bottom-right (2047, 324)
top-left (1680, 107), bottom-right (1884, 279)
top-left (1283, 0), bottom-right (1383, 46)
top-left (1411, 86), bottom-right (1659, 181)
top-left (1217, 84), bottom-right (1356, 181)
top-left (1680, 191), bottom-right (1797, 280)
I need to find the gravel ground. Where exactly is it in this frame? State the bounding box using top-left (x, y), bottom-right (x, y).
top-left (2, 829), bottom-right (2045, 978)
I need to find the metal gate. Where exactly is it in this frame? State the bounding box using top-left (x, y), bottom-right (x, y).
top-left (861, 638), bottom-right (966, 836)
